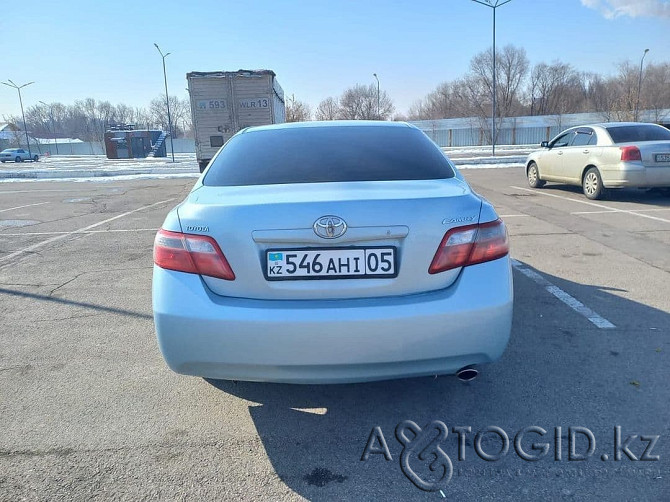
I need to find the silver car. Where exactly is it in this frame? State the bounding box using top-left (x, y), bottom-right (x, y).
top-left (0, 148), bottom-right (39, 163)
top-left (525, 122), bottom-right (670, 199)
top-left (153, 121), bottom-right (513, 384)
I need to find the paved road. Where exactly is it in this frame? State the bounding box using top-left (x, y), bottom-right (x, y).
top-left (1, 171), bottom-right (668, 501)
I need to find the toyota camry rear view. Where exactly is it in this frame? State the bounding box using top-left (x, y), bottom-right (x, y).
top-left (152, 121), bottom-right (513, 383)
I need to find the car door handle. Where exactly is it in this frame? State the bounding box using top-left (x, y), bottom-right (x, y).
top-left (583, 150), bottom-right (590, 154)
top-left (557, 151), bottom-right (563, 155)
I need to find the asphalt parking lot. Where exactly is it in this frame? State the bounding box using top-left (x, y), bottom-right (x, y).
top-left (1, 170), bottom-right (669, 501)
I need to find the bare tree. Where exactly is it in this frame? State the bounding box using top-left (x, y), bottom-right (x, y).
top-left (170, 97), bottom-right (191, 137)
top-left (149, 95), bottom-right (191, 136)
top-left (408, 81), bottom-right (469, 120)
top-left (315, 97), bottom-right (339, 121)
top-left (611, 61), bottom-right (639, 121)
top-left (642, 62), bottom-right (670, 122)
top-left (469, 45), bottom-right (529, 120)
top-left (285, 94), bottom-right (312, 122)
top-left (134, 107), bottom-right (152, 129)
top-left (338, 84), bottom-right (394, 120)
top-left (498, 45), bottom-right (530, 117)
top-left (114, 103), bottom-right (135, 125)
top-left (529, 61), bottom-right (587, 115)
top-left (407, 99), bottom-right (428, 120)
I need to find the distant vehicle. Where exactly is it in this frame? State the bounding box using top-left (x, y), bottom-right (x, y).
top-left (152, 121), bottom-right (513, 384)
top-left (187, 70), bottom-right (286, 173)
top-left (0, 148), bottom-right (39, 163)
top-left (525, 122), bottom-right (670, 199)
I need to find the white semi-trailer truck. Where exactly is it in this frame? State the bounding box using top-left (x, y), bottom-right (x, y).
top-left (187, 70), bottom-right (286, 172)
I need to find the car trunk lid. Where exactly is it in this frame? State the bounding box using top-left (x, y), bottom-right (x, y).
top-left (177, 179), bottom-right (483, 300)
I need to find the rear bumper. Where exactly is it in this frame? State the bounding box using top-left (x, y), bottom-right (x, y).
top-left (603, 164), bottom-right (670, 188)
top-left (152, 257), bottom-right (513, 383)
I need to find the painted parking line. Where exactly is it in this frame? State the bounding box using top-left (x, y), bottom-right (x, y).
top-left (498, 214), bottom-right (529, 218)
top-left (0, 188), bottom-right (119, 194)
top-left (511, 259), bottom-right (616, 329)
top-left (0, 228), bottom-right (160, 236)
top-left (509, 186), bottom-right (670, 224)
top-left (0, 202), bottom-right (49, 213)
top-left (0, 199), bottom-right (175, 267)
top-left (571, 208), bottom-right (670, 215)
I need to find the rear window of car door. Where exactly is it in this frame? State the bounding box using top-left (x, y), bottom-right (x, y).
top-left (571, 129), bottom-right (595, 147)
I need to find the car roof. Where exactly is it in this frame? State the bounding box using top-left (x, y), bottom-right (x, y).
top-left (242, 120), bottom-right (415, 134)
top-left (579, 122), bottom-right (665, 129)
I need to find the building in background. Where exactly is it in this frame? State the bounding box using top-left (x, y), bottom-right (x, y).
top-left (0, 123), bottom-right (25, 151)
top-left (104, 125), bottom-right (168, 159)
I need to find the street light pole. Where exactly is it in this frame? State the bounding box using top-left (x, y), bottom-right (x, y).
top-left (39, 101), bottom-right (59, 155)
top-left (154, 43), bottom-right (175, 162)
top-left (372, 73), bottom-right (380, 119)
top-left (2, 79), bottom-right (34, 157)
top-left (635, 48), bottom-right (649, 122)
top-left (472, 0), bottom-right (512, 156)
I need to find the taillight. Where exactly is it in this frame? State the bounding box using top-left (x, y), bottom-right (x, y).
top-left (153, 229), bottom-right (235, 280)
top-left (429, 219), bottom-right (509, 274)
top-left (620, 146), bottom-right (641, 162)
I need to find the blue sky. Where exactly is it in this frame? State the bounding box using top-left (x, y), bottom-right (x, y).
top-left (1, 0), bottom-right (668, 119)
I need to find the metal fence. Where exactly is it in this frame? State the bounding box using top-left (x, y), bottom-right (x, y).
top-left (21, 138), bottom-right (197, 156)
top-left (410, 109), bottom-right (670, 147)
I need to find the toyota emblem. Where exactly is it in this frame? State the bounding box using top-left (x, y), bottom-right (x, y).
top-left (313, 216), bottom-right (347, 239)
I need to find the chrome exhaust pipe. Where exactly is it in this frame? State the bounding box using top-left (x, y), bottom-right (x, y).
top-left (456, 366), bottom-right (478, 382)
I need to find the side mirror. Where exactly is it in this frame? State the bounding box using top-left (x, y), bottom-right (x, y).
top-left (540, 141), bottom-right (549, 148)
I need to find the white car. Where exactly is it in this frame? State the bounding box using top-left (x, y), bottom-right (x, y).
top-left (152, 121), bottom-right (513, 384)
top-left (525, 122), bottom-right (670, 199)
top-left (0, 148), bottom-right (39, 163)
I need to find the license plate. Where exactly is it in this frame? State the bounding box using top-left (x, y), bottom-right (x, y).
top-left (655, 153), bottom-right (670, 163)
top-left (265, 247), bottom-right (396, 280)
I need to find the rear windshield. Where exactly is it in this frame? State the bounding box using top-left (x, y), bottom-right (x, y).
top-left (203, 125), bottom-right (455, 187)
top-left (605, 125), bottom-right (670, 143)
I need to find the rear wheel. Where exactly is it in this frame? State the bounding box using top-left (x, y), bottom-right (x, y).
top-left (33, 155), bottom-right (39, 162)
top-left (198, 161), bottom-right (209, 173)
top-left (15, 156), bottom-right (21, 163)
top-left (583, 167), bottom-right (606, 200)
top-left (527, 162), bottom-right (545, 188)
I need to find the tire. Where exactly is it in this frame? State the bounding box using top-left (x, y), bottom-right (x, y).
top-left (527, 162), bottom-right (545, 188)
top-left (15, 156), bottom-right (22, 163)
top-left (33, 155), bottom-right (39, 162)
top-left (198, 161), bottom-right (209, 173)
top-left (583, 167), bottom-right (606, 200)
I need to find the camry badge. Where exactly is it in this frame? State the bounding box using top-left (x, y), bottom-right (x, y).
top-left (313, 216), bottom-right (347, 239)
top-left (442, 216), bottom-right (476, 225)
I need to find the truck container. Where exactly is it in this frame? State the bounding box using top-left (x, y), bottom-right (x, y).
top-left (187, 69), bottom-right (285, 172)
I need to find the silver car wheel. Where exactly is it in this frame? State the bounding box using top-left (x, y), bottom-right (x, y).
top-left (527, 162), bottom-right (545, 188)
top-left (584, 172), bottom-right (598, 196)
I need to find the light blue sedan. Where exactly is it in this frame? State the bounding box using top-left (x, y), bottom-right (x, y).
top-left (152, 121), bottom-right (513, 384)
